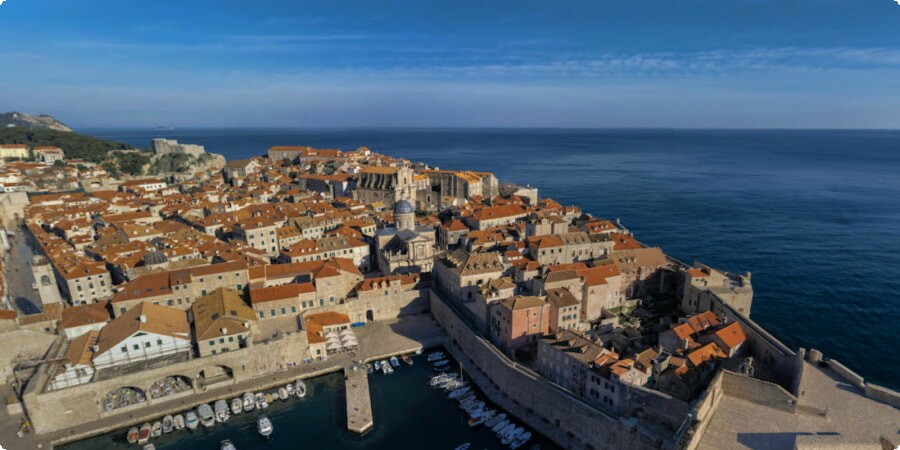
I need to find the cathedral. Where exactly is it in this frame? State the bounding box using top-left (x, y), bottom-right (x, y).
top-left (374, 198), bottom-right (436, 275)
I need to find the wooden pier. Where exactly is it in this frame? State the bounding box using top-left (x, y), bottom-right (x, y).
top-left (345, 365), bottom-right (374, 434)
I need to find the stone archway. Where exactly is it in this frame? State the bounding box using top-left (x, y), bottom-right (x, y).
top-left (148, 375), bottom-right (193, 399)
top-left (103, 386), bottom-right (147, 411)
top-left (197, 365), bottom-right (234, 388)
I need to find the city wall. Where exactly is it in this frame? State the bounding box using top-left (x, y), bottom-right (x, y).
top-left (808, 349), bottom-right (900, 409)
top-left (430, 290), bottom-right (671, 450)
top-left (23, 332), bottom-right (309, 434)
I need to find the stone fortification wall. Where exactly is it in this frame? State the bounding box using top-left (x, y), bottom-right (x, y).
top-left (679, 371), bottom-right (725, 450)
top-left (430, 290), bottom-right (675, 450)
top-left (808, 350), bottom-right (900, 409)
top-left (718, 370), bottom-right (796, 413)
top-left (22, 332), bottom-right (308, 434)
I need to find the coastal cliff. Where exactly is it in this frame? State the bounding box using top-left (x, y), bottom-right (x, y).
top-left (0, 112), bottom-right (73, 132)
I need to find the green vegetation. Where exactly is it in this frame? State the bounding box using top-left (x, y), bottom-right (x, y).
top-left (0, 127), bottom-right (135, 163)
top-left (151, 152), bottom-right (195, 174)
top-left (114, 152), bottom-right (150, 176)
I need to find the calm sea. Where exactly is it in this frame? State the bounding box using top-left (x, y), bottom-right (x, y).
top-left (85, 128), bottom-right (900, 392)
top-left (60, 353), bottom-right (555, 450)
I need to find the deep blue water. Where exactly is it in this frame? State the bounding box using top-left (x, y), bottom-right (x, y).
top-left (86, 128), bottom-right (900, 390)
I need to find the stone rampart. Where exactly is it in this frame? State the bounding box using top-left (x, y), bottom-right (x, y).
top-left (718, 370), bottom-right (796, 413)
top-left (430, 290), bottom-right (673, 450)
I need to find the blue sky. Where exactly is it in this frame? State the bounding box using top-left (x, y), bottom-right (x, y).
top-left (1, 0), bottom-right (900, 128)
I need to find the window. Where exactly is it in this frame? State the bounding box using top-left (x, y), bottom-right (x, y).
top-left (228, 336), bottom-right (234, 342)
top-left (145, 342), bottom-right (151, 348)
top-left (219, 338), bottom-right (225, 344)
top-left (258, 311), bottom-right (264, 318)
top-left (133, 344), bottom-right (139, 350)
top-left (281, 307), bottom-right (286, 315)
top-left (120, 346), bottom-right (127, 353)
top-left (270, 309), bottom-right (276, 317)
top-left (291, 306), bottom-right (297, 313)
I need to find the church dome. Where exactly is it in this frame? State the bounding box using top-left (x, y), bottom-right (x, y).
top-left (394, 199), bottom-right (414, 215)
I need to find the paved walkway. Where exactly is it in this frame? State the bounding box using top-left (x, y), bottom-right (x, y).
top-left (1, 314), bottom-right (444, 450)
top-left (344, 365), bottom-right (373, 434)
top-left (697, 362), bottom-right (900, 450)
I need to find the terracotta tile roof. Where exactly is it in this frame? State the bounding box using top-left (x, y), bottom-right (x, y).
top-left (249, 282), bottom-right (315, 304)
top-left (501, 295), bottom-right (547, 311)
top-left (192, 288), bottom-right (257, 340)
top-left (713, 321), bottom-right (746, 352)
top-left (686, 342), bottom-right (727, 368)
top-left (95, 302), bottom-right (190, 356)
top-left (64, 330), bottom-right (99, 366)
top-left (576, 263), bottom-right (620, 286)
top-left (59, 302), bottom-right (110, 330)
top-left (304, 311), bottom-right (351, 344)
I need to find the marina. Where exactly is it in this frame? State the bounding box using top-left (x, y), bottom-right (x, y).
top-left (59, 350), bottom-right (558, 450)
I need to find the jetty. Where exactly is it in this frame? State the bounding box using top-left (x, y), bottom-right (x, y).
top-left (345, 365), bottom-right (374, 434)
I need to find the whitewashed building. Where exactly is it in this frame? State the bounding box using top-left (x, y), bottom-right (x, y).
top-left (91, 302), bottom-right (191, 370)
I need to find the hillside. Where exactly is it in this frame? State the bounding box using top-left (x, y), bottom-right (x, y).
top-left (0, 112), bottom-right (73, 132)
top-left (0, 127), bottom-right (136, 163)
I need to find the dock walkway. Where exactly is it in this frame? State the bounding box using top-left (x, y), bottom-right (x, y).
top-left (344, 366), bottom-right (373, 434)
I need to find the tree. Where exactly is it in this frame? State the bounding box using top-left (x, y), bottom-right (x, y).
top-left (114, 152), bottom-right (150, 176)
top-left (52, 159), bottom-right (66, 167)
top-left (0, 128), bottom-right (135, 163)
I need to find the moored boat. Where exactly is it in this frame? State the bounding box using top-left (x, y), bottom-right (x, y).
top-left (469, 409), bottom-right (496, 427)
top-left (278, 387), bottom-right (288, 400)
top-left (373, 360), bottom-right (381, 371)
top-left (231, 397), bottom-right (243, 415)
top-left (485, 413), bottom-right (507, 428)
top-left (162, 415), bottom-right (174, 433)
top-left (243, 392), bottom-right (255, 412)
top-left (454, 443), bottom-right (470, 450)
top-left (434, 359), bottom-right (450, 367)
top-left (389, 356), bottom-right (400, 367)
top-left (184, 411), bottom-right (199, 430)
top-left (126, 426), bottom-right (139, 444)
top-left (434, 363), bottom-right (451, 372)
top-left (214, 399), bottom-right (229, 423)
top-left (173, 414), bottom-right (185, 431)
top-left (137, 423), bottom-right (151, 444)
top-left (448, 386), bottom-right (471, 399)
top-left (256, 392), bottom-right (269, 409)
top-left (150, 421), bottom-right (162, 438)
top-left (198, 403), bottom-right (216, 428)
top-left (502, 426), bottom-right (525, 445)
top-left (295, 379), bottom-right (307, 398)
top-left (510, 431), bottom-right (532, 449)
top-left (220, 439), bottom-right (237, 450)
top-left (427, 351), bottom-right (445, 362)
top-left (401, 354), bottom-right (413, 365)
top-left (491, 419), bottom-right (510, 433)
top-left (257, 415), bottom-right (273, 438)
top-left (285, 383), bottom-right (295, 397)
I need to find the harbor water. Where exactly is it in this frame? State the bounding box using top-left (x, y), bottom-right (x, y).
top-left (59, 352), bottom-right (557, 450)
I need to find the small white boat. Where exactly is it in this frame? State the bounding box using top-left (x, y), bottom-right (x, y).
top-left (373, 360), bottom-right (381, 371)
top-left (415, 348), bottom-right (423, 355)
top-left (454, 443), bottom-right (470, 450)
top-left (214, 399), bottom-right (230, 423)
top-left (502, 426), bottom-right (525, 445)
top-left (257, 415), bottom-right (273, 438)
top-left (285, 383), bottom-right (295, 397)
top-left (264, 393), bottom-right (274, 404)
top-left (221, 439), bottom-right (237, 450)
top-left (468, 409), bottom-right (495, 427)
top-left (173, 414), bottom-right (185, 431)
top-left (491, 419), bottom-right (510, 433)
top-left (256, 393), bottom-right (269, 410)
top-left (485, 413), bottom-right (507, 428)
top-left (427, 351), bottom-right (445, 362)
top-left (510, 431), bottom-right (532, 449)
top-left (150, 421), bottom-right (162, 437)
top-left (496, 422), bottom-right (516, 438)
top-left (462, 401), bottom-right (484, 413)
top-left (162, 415), bottom-right (174, 433)
top-left (231, 398), bottom-right (243, 415)
top-left (184, 411), bottom-right (199, 430)
top-left (390, 356), bottom-right (400, 367)
top-left (278, 387), bottom-right (289, 400)
top-left (434, 359), bottom-right (450, 367)
top-left (198, 404), bottom-right (216, 428)
top-left (295, 380), bottom-right (307, 398)
top-left (243, 392), bottom-right (256, 412)
top-left (127, 426), bottom-right (139, 444)
top-left (137, 423), bottom-right (151, 444)
top-left (448, 386), bottom-right (471, 399)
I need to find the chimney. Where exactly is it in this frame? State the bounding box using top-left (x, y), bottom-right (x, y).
top-left (220, 327), bottom-right (228, 335)
top-left (138, 314), bottom-right (147, 323)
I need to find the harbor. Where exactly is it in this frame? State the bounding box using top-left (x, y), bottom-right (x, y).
top-left (58, 348), bottom-right (558, 450)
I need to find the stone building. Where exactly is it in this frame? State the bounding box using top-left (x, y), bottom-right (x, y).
top-left (681, 263), bottom-right (753, 316)
top-left (233, 218), bottom-right (280, 256)
top-left (489, 295), bottom-right (550, 354)
top-left (353, 165), bottom-right (415, 208)
top-left (374, 199), bottom-right (435, 275)
top-left (433, 249), bottom-right (506, 304)
top-left (91, 302), bottom-right (191, 370)
top-left (191, 288), bottom-right (257, 357)
top-left (538, 329), bottom-right (608, 397)
top-left (151, 138), bottom-right (206, 157)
